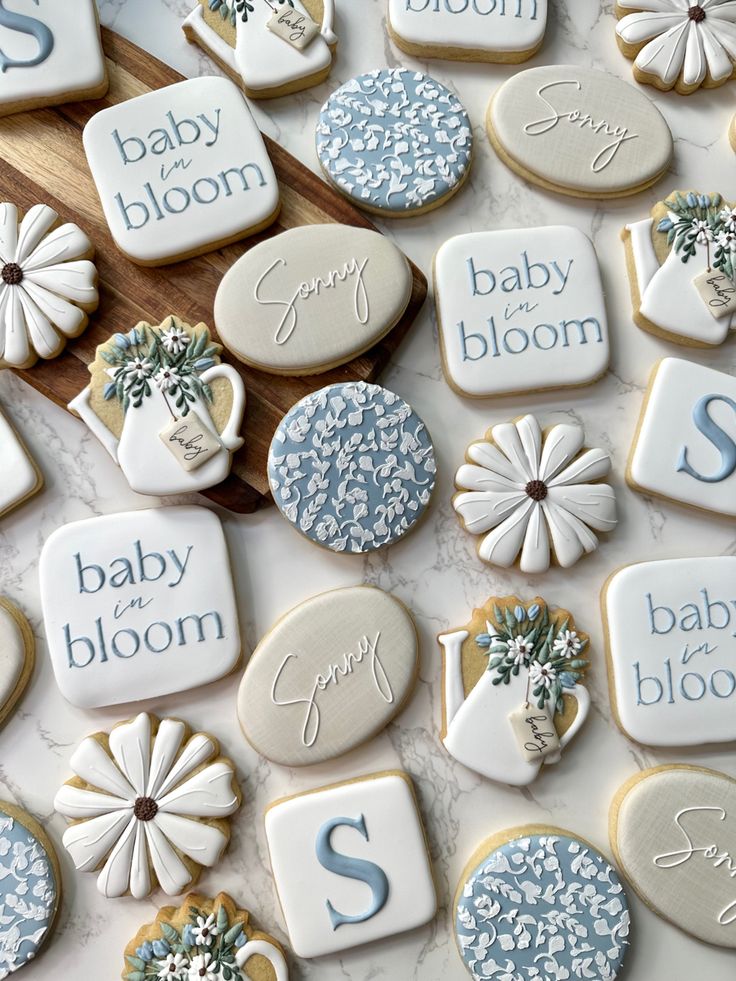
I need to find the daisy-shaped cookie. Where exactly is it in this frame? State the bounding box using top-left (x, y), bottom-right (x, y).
top-left (54, 713), bottom-right (241, 900)
top-left (453, 414), bottom-right (617, 573)
top-left (615, 1), bottom-right (736, 94)
top-left (0, 203), bottom-right (99, 370)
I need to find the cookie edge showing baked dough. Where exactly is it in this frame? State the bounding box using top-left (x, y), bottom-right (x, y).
top-left (609, 763), bottom-right (736, 948)
top-left (0, 799), bottom-right (62, 970)
top-left (182, 1), bottom-right (337, 100)
top-left (121, 891), bottom-right (288, 981)
top-left (614, 2), bottom-right (736, 96)
top-left (0, 410), bottom-right (44, 520)
top-left (237, 585), bottom-right (420, 766)
top-left (730, 114), bottom-right (736, 153)
top-left (454, 824), bottom-right (626, 971)
top-left (0, 597), bottom-right (35, 729)
top-left (485, 82), bottom-right (671, 200)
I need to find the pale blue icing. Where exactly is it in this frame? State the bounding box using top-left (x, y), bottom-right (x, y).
top-left (0, 809), bottom-right (57, 979)
top-left (0, 1), bottom-right (55, 74)
top-left (316, 68), bottom-right (472, 213)
top-left (316, 815), bottom-right (390, 930)
top-left (268, 381), bottom-right (436, 553)
top-left (456, 833), bottom-right (630, 981)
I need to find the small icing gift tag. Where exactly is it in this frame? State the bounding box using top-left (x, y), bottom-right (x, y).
top-left (267, 7), bottom-right (321, 50)
top-left (159, 411), bottom-right (222, 471)
top-left (508, 703), bottom-right (560, 763)
top-left (693, 269), bottom-right (736, 320)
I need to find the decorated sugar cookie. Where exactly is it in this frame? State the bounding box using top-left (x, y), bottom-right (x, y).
top-left (603, 557), bottom-right (736, 747)
top-left (387, 0), bottom-right (547, 63)
top-left (54, 712), bottom-right (242, 900)
top-left (0, 0), bottom-right (108, 118)
top-left (615, 1), bottom-right (736, 95)
top-left (487, 65), bottom-right (673, 199)
top-left (268, 381), bottom-right (436, 553)
top-left (122, 892), bottom-right (289, 981)
top-left (265, 771), bottom-right (436, 958)
top-left (438, 596), bottom-right (590, 787)
top-left (434, 227), bottom-right (609, 397)
top-left (316, 68), bottom-right (473, 217)
top-left (0, 203), bottom-right (99, 369)
top-left (39, 505), bottom-right (241, 708)
top-left (0, 406), bottom-right (42, 520)
top-left (610, 764), bottom-right (736, 948)
top-left (214, 225), bottom-right (413, 375)
top-left (0, 801), bottom-right (60, 976)
top-left (183, 0), bottom-right (337, 100)
top-left (83, 76), bottom-right (280, 266)
top-left (69, 317), bottom-right (246, 497)
top-left (627, 357), bottom-right (736, 518)
top-left (455, 827), bottom-right (630, 979)
top-left (238, 586), bottom-right (418, 766)
top-left (623, 192), bottom-right (736, 346)
top-left (731, 113), bottom-right (736, 152)
top-left (0, 597), bottom-right (35, 728)
top-left (453, 414), bottom-right (617, 573)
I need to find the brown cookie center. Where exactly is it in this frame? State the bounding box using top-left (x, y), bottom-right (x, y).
top-left (1, 262), bottom-right (23, 286)
top-left (133, 796), bottom-right (159, 821)
top-left (525, 479), bottom-right (548, 502)
top-left (688, 5), bottom-right (706, 21)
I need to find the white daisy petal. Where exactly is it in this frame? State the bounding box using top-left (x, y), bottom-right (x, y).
top-left (20, 277), bottom-right (87, 338)
top-left (154, 812), bottom-right (228, 867)
top-left (96, 814), bottom-right (138, 898)
top-left (68, 737), bottom-right (136, 800)
top-left (516, 415), bottom-right (543, 480)
top-left (14, 204), bottom-right (58, 264)
top-left (492, 417), bottom-right (538, 482)
top-left (701, 21), bottom-right (736, 77)
top-left (146, 719), bottom-right (187, 799)
top-left (109, 713), bottom-right (151, 797)
top-left (143, 821), bottom-right (195, 896)
top-left (466, 440), bottom-right (526, 485)
top-left (154, 733), bottom-right (217, 799)
top-left (16, 288), bottom-right (62, 359)
top-left (683, 19), bottom-right (707, 86)
top-left (543, 501), bottom-right (600, 567)
top-left (61, 809), bottom-right (133, 872)
top-left (478, 499), bottom-right (534, 567)
top-left (157, 761), bottom-right (239, 818)
top-left (21, 222), bottom-right (92, 271)
top-left (456, 463), bottom-right (527, 494)
top-left (547, 484), bottom-right (618, 533)
top-left (24, 260), bottom-right (98, 307)
top-left (548, 448), bottom-right (612, 487)
top-left (129, 820), bottom-right (152, 900)
top-left (520, 503), bottom-right (551, 575)
top-left (2, 287), bottom-right (31, 366)
top-left (618, 0), bottom-right (690, 11)
top-left (617, 11), bottom-right (688, 45)
top-left (539, 423), bottom-right (585, 483)
top-left (453, 489), bottom-right (528, 534)
top-left (53, 784), bottom-right (130, 818)
top-left (710, 17), bottom-right (736, 55)
top-left (635, 21), bottom-right (691, 86)
top-left (0, 203), bottom-right (18, 264)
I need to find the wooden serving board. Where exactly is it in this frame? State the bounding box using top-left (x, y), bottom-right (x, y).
top-left (2, 29), bottom-right (427, 513)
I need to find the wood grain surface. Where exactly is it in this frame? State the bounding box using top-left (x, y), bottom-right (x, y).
top-left (4, 29), bottom-right (427, 513)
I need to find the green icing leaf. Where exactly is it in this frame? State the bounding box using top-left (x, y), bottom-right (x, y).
top-left (126, 955), bottom-right (146, 971)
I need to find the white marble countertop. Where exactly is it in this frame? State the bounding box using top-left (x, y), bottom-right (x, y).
top-left (2, 1), bottom-right (736, 978)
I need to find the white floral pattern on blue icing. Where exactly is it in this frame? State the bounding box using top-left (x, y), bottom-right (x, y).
top-left (0, 810), bottom-right (57, 979)
top-left (316, 68), bottom-right (472, 213)
top-left (268, 381), bottom-right (436, 553)
top-left (456, 834), bottom-right (630, 981)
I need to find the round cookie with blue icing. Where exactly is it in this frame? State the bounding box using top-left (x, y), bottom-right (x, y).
top-left (268, 381), bottom-right (436, 553)
top-left (0, 801), bottom-right (60, 976)
top-left (316, 68), bottom-right (473, 217)
top-left (455, 826), bottom-right (631, 980)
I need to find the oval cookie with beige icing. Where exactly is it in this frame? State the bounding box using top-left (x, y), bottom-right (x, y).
top-left (238, 586), bottom-right (418, 766)
top-left (487, 65), bottom-right (673, 199)
top-left (214, 225), bottom-right (413, 375)
top-left (610, 764), bottom-right (736, 948)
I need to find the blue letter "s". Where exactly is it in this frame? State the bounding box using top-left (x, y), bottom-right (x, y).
top-left (316, 814), bottom-right (390, 930)
top-left (677, 394), bottom-right (736, 484)
top-left (0, 0), bottom-right (54, 74)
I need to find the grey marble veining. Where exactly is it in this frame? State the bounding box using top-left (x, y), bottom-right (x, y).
top-left (2, 1), bottom-right (736, 978)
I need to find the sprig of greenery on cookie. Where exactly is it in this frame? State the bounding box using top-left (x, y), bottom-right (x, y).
top-left (101, 318), bottom-right (220, 416)
top-left (658, 192), bottom-right (736, 282)
top-left (475, 601), bottom-right (588, 715)
top-left (125, 902), bottom-right (248, 981)
top-left (208, 0), bottom-right (294, 26)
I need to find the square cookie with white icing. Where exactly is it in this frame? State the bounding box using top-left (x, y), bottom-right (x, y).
top-left (83, 76), bottom-right (280, 266)
top-left (0, 0), bottom-right (108, 118)
top-left (434, 227), bottom-right (609, 398)
top-left (0, 405), bottom-right (43, 520)
top-left (627, 357), bottom-right (736, 517)
top-left (265, 771), bottom-right (437, 958)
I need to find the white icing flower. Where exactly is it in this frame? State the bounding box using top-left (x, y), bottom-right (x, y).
top-left (157, 952), bottom-right (188, 979)
top-left (691, 218), bottom-right (714, 244)
top-left (161, 324), bottom-right (190, 355)
top-left (0, 203), bottom-right (98, 369)
top-left (453, 414), bottom-right (617, 573)
top-left (552, 630), bottom-right (582, 657)
top-left (154, 365), bottom-right (183, 392)
top-left (191, 914), bottom-right (218, 947)
top-left (188, 953), bottom-right (218, 981)
top-left (721, 206), bottom-right (736, 232)
top-left (616, 0), bottom-right (736, 92)
top-left (718, 229), bottom-right (736, 254)
top-left (530, 662), bottom-right (557, 690)
top-left (507, 636), bottom-right (534, 666)
top-left (124, 356), bottom-right (155, 383)
top-left (53, 713), bottom-right (240, 900)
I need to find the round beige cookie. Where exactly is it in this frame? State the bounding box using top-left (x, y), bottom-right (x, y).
top-left (54, 712), bottom-right (242, 900)
top-left (610, 764), bottom-right (736, 948)
top-left (0, 597), bottom-right (35, 728)
top-left (122, 892), bottom-right (289, 981)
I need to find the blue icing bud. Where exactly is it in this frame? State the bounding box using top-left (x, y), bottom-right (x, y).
top-left (527, 603), bottom-right (540, 620)
top-left (152, 940), bottom-right (170, 957)
top-left (687, 192), bottom-right (698, 207)
top-left (182, 924), bottom-right (196, 946)
top-left (514, 605), bottom-right (525, 622)
top-left (113, 333), bottom-right (130, 349)
top-left (559, 671), bottom-right (577, 689)
top-left (103, 382), bottom-right (117, 401)
top-left (136, 942), bottom-right (154, 962)
top-left (657, 217), bottom-right (674, 232)
top-left (234, 931), bottom-right (247, 948)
